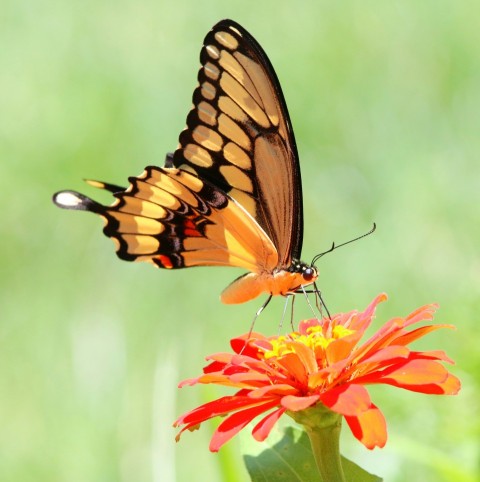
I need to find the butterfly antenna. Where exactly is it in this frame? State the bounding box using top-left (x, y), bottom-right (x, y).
top-left (311, 223), bottom-right (377, 265)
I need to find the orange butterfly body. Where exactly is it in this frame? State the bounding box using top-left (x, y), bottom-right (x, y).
top-left (53, 20), bottom-right (318, 304)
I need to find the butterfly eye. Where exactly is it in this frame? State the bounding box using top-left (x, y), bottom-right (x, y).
top-left (302, 267), bottom-right (316, 282)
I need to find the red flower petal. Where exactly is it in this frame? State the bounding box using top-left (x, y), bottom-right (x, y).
top-left (209, 399), bottom-right (280, 451)
top-left (230, 333), bottom-right (267, 356)
top-left (252, 407), bottom-right (287, 441)
top-left (175, 394), bottom-right (261, 427)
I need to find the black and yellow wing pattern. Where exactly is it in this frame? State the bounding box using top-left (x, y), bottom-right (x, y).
top-left (53, 19), bottom-right (317, 304)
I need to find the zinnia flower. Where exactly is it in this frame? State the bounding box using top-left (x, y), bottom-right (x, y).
top-left (174, 294), bottom-right (460, 452)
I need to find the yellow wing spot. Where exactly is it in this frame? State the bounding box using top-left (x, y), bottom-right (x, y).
top-left (223, 141), bottom-right (251, 169)
top-left (184, 143), bottom-right (214, 168)
top-left (230, 189), bottom-right (256, 218)
top-left (176, 164), bottom-right (197, 176)
top-left (219, 165), bottom-right (253, 193)
top-left (218, 113), bottom-right (251, 151)
top-left (214, 31), bottom-right (239, 50)
top-left (175, 170), bottom-right (205, 192)
top-left (150, 171), bottom-right (200, 207)
top-left (192, 125), bottom-right (223, 151)
top-left (109, 212), bottom-right (165, 235)
top-left (183, 249), bottom-right (231, 267)
top-left (204, 61), bottom-right (220, 80)
top-left (218, 96), bottom-right (248, 123)
top-left (234, 51), bottom-right (280, 126)
top-left (122, 234), bottom-right (160, 254)
top-left (205, 44), bottom-right (220, 59)
top-left (118, 197), bottom-right (167, 219)
top-left (85, 180), bottom-right (107, 189)
top-left (218, 50), bottom-right (244, 82)
top-left (201, 81), bottom-right (216, 101)
top-left (197, 101), bottom-right (217, 126)
top-left (228, 25), bottom-right (242, 37)
top-left (135, 181), bottom-right (181, 209)
top-left (219, 71), bottom-right (270, 129)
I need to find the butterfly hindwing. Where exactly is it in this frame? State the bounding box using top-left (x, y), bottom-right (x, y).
top-left (54, 167), bottom-right (279, 273)
top-left (172, 20), bottom-right (303, 267)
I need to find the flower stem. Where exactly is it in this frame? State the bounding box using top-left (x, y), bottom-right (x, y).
top-left (288, 406), bottom-right (345, 482)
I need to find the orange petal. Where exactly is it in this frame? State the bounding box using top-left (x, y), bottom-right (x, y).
top-left (438, 373), bottom-right (461, 395)
top-left (379, 359), bottom-right (449, 386)
top-left (280, 394), bottom-right (320, 411)
top-left (345, 404), bottom-right (387, 449)
top-left (404, 303), bottom-right (438, 326)
top-left (290, 341), bottom-right (318, 375)
top-left (249, 384), bottom-right (297, 398)
top-left (393, 324), bottom-right (454, 346)
top-left (276, 352), bottom-right (308, 385)
top-left (320, 384), bottom-right (371, 416)
top-left (326, 335), bottom-right (361, 364)
top-left (360, 345), bottom-right (409, 365)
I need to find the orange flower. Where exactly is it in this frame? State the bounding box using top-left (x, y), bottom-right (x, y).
top-left (174, 294), bottom-right (460, 452)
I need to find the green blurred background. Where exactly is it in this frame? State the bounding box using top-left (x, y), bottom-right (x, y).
top-left (1, 0), bottom-right (479, 480)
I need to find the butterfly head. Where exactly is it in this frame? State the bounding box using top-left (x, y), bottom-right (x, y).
top-left (288, 260), bottom-right (318, 286)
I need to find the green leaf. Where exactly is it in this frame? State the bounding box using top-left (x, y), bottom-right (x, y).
top-left (241, 421), bottom-right (382, 482)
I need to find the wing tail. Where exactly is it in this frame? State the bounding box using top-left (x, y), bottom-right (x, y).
top-left (84, 179), bottom-right (126, 193)
top-left (52, 190), bottom-right (104, 214)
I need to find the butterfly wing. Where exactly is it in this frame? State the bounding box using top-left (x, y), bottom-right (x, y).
top-left (54, 167), bottom-right (278, 273)
top-left (171, 19), bottom-right (303, 267)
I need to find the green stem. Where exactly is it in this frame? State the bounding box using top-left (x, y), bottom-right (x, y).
top-left (288, 406), bottom-right (346, 482)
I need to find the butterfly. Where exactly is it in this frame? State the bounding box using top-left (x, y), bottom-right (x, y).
top-left (53, 19), bottom-right (319, 305)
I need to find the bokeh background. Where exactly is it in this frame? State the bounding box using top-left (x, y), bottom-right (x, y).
top-left (1, 0), bottom-right (479, 480)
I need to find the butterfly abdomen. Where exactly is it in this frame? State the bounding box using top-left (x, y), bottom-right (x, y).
top-left (221, 262), bottom-right (318, 304)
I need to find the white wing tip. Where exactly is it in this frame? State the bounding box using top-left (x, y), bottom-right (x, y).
top-left (54, 191), bottom-right (84, 208)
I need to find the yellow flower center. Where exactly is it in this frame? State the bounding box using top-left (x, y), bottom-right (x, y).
top-left (262, 325), bottom-right (355, 359)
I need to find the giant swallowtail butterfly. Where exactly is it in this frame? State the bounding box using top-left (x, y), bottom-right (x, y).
top-left (53, 19), bottom-right (318, 304)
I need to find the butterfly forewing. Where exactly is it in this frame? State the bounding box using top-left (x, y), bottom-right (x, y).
top-left (172, 20), bottom-right (303, 267)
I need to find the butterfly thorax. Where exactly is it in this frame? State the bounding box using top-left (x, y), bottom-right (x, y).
top-left (220, 260), bottom-right (317, 304)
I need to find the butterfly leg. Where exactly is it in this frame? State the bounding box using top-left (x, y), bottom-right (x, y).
top-left (301, 285), bottom-right (320, 320)
top-left (239, 295), bottom-right (273, 355)
top-left (290, 294), bottom-right (296, 331)
top-left (313, 282), bottom-right (331, 319)
top-left (278, 295), bottom-right (293, 334)
top-left (240, 294), bottom-right (273, 353)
